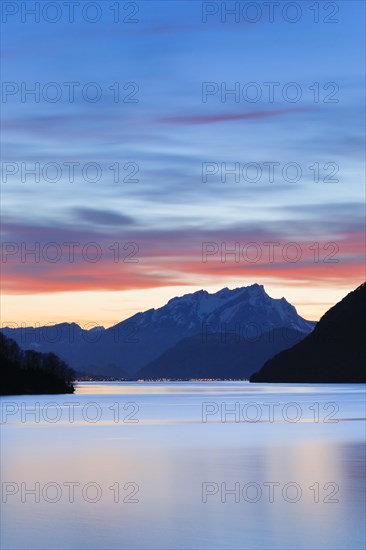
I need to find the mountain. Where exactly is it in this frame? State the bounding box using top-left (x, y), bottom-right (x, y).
top-left (2, 322), bottom-right (104, 359)
top-left (250, 283), bottom-right (366, 383)
top-left (1, 323), bottom-right (112, 377)
top-left (2, 284), bottom-right (315, 378)
top-left (0, 333), bottom-right (75, 395)
top-left (136, 327), bottom-right (307, 380)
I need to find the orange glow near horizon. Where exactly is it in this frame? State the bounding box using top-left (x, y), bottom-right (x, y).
top-left (2, 233), bottom-right (364, 327)
top-left (1, 278), bottom-right (364, 329)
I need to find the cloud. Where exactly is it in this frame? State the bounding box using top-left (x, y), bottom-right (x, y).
top-left (156, 107), bottom-right (313, 125)
top-left (1, 213), bottom-right (364, 294)
top-left (73, 208), bottom-right (136, 227)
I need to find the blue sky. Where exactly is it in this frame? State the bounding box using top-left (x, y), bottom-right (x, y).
top-left (1, 0), bottom-right (365, 326)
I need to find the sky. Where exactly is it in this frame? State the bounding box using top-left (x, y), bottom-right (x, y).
top-left (1, 0), bottom-right (365, 328)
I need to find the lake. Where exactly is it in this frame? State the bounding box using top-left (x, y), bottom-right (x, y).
top-left (1, 382), bottom-right (365, 549)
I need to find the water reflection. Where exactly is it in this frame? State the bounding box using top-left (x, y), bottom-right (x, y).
top-left (1, 383), bottom-right (365, 549)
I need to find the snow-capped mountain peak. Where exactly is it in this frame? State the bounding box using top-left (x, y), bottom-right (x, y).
top-left (134, 284), bottom-right (314, 333)
top-left (3, 283), bottom-right (316, 376)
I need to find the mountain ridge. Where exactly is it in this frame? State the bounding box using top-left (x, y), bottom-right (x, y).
top-left (137, 327), bottom-right (308, 380)
top-left (2, 284), bottom-right (315, 377)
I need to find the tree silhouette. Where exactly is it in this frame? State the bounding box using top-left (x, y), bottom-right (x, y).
top-left (0, 333), bottom-right (75, 395)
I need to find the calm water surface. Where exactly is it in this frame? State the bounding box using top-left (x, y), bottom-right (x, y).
top-left (1, 382), bottom-right (365, 549)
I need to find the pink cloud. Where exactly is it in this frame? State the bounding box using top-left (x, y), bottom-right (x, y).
top-left (1, 232), bottom-right (364, 295)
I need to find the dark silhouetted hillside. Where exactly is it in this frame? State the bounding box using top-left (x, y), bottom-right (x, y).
top-left (250, 283), bottom-right (366, 383)
top-left (0, 333), bottom-right (75, 395)
top-left (137, 328), bottom-right (307, 380)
